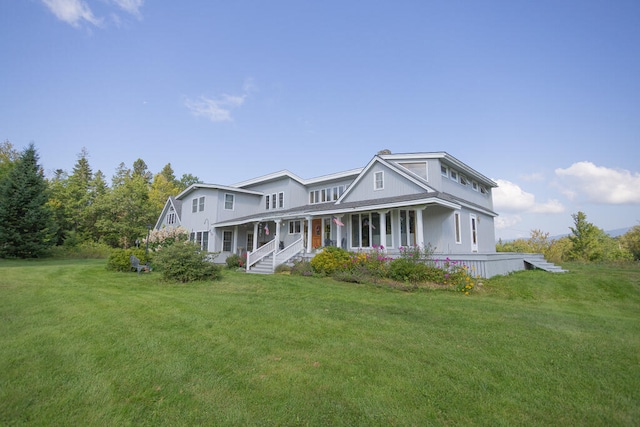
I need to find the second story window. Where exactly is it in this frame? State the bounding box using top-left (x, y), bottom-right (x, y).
top-left (374, 171), bottom-right (384, 190)
top-left (224, 194), bottom-right (234, 210)
top-left (266, 192), bottom-right (284, 210)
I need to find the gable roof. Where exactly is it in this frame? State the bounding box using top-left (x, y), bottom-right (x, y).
top-left (336, 154), bottom-right (436, 203)
top-left (232, 168), bottom-right (363, 188)
top-left (154, 196), bottom-right (182, 229)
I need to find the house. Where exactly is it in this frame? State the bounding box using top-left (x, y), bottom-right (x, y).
top-left (155, 151), bottom-right (553, 277)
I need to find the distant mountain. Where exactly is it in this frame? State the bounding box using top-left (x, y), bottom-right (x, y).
top-left (607, 227), bottom-right (632, 237)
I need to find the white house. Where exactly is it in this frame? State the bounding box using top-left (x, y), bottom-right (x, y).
top-left (156, 151), bottom-right (557, 277)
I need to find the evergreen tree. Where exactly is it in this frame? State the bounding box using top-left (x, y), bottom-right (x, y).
top-left (0, 144), bottom-right (56, 258)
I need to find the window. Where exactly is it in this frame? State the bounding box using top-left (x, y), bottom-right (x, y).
top-left (223, 231), bottom-right (233, 252)
top-left (460, 175), bottom-right (468, 186)
top-left (400, 162), bottom-right (428, 180)
top-left (247, 233), bottom-right (254, 252)
top-left (167, 212), bottom-right (176, 225)
top-left (480, 185), bottom-right (489, 195)
top-left (278, 192), bottom-right (284, 208)
top-left (289, 220), bottom-right (301, 234)
top-left (271, 193), bottom-right (277, 209)
top-left (192, 198), bottom-right (198, 213)
top-left (198, 196), bottom-right (205, 212)
top-left (472, 181), bottom-right (479, 191)
top-left (450, 170), bottom-right (458, 182)
top-left (224, 194), bottom-right (234, 210)
top-left (267, 192), bottom-right (284, 209)
top-left (265, 195), bottom-right (270, 209)
top-left (374, 171), bottom-right (384, 190)
top-left (400, 210), bottom-right (416, 247)
top-left (454, 212), bottom-right (461, 244)
top-left (441, 165), bottom-right (449, 177)
top-left (192, 231), bottom-right (208, 251)
top-left (350, 212), bottom-right (389, 248)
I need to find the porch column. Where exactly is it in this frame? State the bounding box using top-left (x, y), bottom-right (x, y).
top-left (232, 225), bottom-right (238, 254)
top-left (415, 207), bottom-right (425, 248)
top-left (335, 215), bottom-right (344, 249)
top-left (306, 216), bottom-right (313, 253)
top-left (210, 227), bottom-right (216, 252)
top-left (252, 222), bottom-right (259, 251)
top-left (275, 220), bottom-right (281, 246)
top-left (379, 210), bottom-right (389, 250)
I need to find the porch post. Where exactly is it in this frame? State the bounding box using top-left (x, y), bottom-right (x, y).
top-left (233, 225), bottom-right (238, 254)
top-left (252, 222), bottom-right (259, 251)
top-left (379, 210), bottom-right (388, 250)
top-left (306, 216), bottom-right (313, 253)
top-left (335, 215), bottom-right (343, 249)
top-left (210, 227), bottom-right (216, 252)
top-left (415, 207), bottom-right (425, 248)
top-left (275, 220), bottom-right (281, 245)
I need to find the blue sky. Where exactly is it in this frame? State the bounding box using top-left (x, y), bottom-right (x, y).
top-left (2, 0), bottom-right (639, 240)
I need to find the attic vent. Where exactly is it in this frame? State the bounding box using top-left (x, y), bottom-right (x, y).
top-left (400, 162), bottom-right (428, 180)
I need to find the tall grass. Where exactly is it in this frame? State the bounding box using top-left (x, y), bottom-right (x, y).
top-left (0, 259), bottom-right (638, 426)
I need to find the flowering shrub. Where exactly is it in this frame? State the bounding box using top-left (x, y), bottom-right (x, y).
top-left (348, 245), bottom-right (391, 278)
top-left (434, 258), bottom-right (480, 294)
top-left (226, 253), bottom-right (246, 269)
top-left (144, 226), bottom-right (189, 251)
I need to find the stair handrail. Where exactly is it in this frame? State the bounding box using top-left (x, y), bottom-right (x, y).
top-left (275, 237), bottom-right (304, 267)
top-left (246, 239), bottom-right (277, 271)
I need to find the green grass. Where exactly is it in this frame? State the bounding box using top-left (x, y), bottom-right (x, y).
top-left (1, 259), bottom-right (639, 426)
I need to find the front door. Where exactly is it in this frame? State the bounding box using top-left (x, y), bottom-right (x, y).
top-left (312, 218), bottom-right (322, 249)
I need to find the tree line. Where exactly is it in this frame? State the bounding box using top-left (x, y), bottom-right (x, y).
top-left (496, 212), bottom-right (640, 263)
top-left (1, 140), bottom-right (639, 262)
top-left (0, 141), bottom-right (200, 258)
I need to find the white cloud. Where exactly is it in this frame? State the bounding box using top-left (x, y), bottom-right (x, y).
top-left (110, 0), bottom-right (144, 18)
top-left (41, 0), bottom-right (101, 28)
top-left (493, 179), bottom-right (565, 214)
top-left (41, 0), bottom-right (143, 27)
top-left (185, 80), bottom-right (255, 123)
top-left (555, 162), bottom-right (640, 204)
top-left (495, 215), bottom-right (522, 230)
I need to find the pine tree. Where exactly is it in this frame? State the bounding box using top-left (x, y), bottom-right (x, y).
top-left (0, 144), bottom-right (56, 258)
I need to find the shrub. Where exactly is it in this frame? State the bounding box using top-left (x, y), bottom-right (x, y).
top-left (347, 246), bottom-right (391, 278)
top-left (107, 248), bottom-right (150, 272)
top-left (310, 246), bottom-right (351, 275)
top-left (388, 258), bottom-right (442, 284)
top-left (291, 260), bottom-right (313, 276)
top-left (144, 226), bottom-right (189, 251)
top-left (225, 253), bottom-right (246, 269)
top-left (434, 258), bottom-right (480, 294)
top-left (154, 242), bottom-right (222, 283)
top-left (274, 263), bottom-right (292, 274)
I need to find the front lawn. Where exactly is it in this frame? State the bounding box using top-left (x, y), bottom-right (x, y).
top-left (0, 260), bottom-right (638, 426)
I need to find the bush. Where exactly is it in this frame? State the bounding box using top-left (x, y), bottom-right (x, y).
top-left (49, 241), bottom-right (113, 259)
top-left (291, 260), bottom-right (313, 276)
top-left (310, 246), bottom-right (351, 275)
top-left (153, 242), bottom-right (222, 283)
top-left (107, 248), bottom-right (150, 272)
top-left (274, 263), bottom-right (292, 274)
top-left (225, 253), bottom-right (246, 269)
top-left (388, 258), bottom-right (442, 284)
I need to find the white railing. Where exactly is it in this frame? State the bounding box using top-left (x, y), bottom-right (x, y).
top-left (275, 237), bottom-right (304, 268)
top-left (246, 239), bottom-right (277, 270)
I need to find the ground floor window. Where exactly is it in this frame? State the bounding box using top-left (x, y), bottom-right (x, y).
top-left (350, 212), bottom-right (391, 248)
top-left (289, 220), bottom-right (301, 234)
top-left (223, 230), bottom-right (233, 252)
top-left (247, 232), bottom-right (254, 252)
top-left (191, 231), bottom-right (209, 251)
top-left (399, 210), bottom-right (416, 247)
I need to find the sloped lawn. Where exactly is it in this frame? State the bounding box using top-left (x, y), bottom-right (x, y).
top-left (0, 259), bottom-right (638, 426)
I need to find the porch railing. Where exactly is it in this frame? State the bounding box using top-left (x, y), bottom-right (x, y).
top-left (246, 239), bottom-right (277, 271)
top-left (275, 237), bottom-right (304, 268)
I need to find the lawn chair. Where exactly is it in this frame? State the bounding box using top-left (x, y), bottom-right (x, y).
top-left (130, 255), bottom-right (151, 274)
